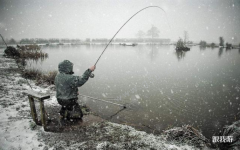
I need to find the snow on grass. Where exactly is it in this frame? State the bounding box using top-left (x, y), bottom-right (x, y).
top-left (96, 122), bottom-right (199, 150)
top-left (45, 95), bottom-right (58, 106)
top-left (0, 119), bottom-right (43, 150)
top-left (0, 99), bottom-right (43, 150)
top-left (0, 52), bottom-right (46, 150)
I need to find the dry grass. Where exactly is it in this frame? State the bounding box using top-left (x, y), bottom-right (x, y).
top-left (4, 45), bottom-right (48, 59)
top-left (16, 45), bottom-right (48, 59)
top-left (22, 68), bottom-right (42, 80)
top-left (22, 69), bottom-right (57, 85)
top-left (19, 50), bottom-right (48, 59)
top-left (36, 70), bottom-right (57, 85)
top-left (17, 44), bottom-right (41, 51)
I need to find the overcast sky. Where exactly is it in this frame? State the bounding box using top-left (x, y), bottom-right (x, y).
top-left (0, 0), bottom-right (240, 43)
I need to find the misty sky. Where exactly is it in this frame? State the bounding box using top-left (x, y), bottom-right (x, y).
top-left (0, 0), bottom-right (240, 43)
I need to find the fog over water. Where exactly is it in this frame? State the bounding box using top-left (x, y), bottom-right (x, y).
top-left (0, 0), bottom-right (240, 43)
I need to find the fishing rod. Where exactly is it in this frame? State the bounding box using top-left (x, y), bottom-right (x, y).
top-left (0, 34), bottom-right (8, 47)
top-left (79, 93), bottom-right (126, 108)
top-left (90, 6), bottom-right (170, 78)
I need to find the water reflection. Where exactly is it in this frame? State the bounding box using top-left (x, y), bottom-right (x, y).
top-left (135, 45), bottom-right (171, 61)
top-left (200, 45), bottom-right (240, 58)
top-left (26, 55), bottom-right (48, 69)
top-left (148, 45), bottom-right (160, 61)
top-left (218, 48), bottom-right (224, 58)
top-left (200, 46), bottom-right (206, 50)
top-left (175, 51), bottom-right (186, 61)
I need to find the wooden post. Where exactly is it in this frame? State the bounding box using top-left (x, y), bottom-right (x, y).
top-left (40, 100), bottom-right (46, 130)
top-left (28, 95), bottom-right (38, 124)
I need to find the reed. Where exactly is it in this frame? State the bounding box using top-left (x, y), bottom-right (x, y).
top-left (22, 68), bottom-right (42, 80)
top-left (22, 69), bottom-right (57, 85)
top-left (19, 50), bottom-right (48, 59)
top-left (36, 70), bottom-right (57, 85)
top-left (4, 45), bottom-right (48, 59)
top-left (18, 45), bottom-right (47, 59)
top-left (17, 44), bottom-right (41, 51)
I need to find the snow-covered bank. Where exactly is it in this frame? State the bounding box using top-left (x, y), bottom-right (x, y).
top-left (38, 121), bottom-right (200, 150)
top-left (0, 55), bottom-right (45, 149)
top-left (0, 50), bottom-right (204, 150)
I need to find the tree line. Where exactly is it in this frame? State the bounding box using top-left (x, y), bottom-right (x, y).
top-left (135, 25), bottom-right (160, 39)
top-left (0, 38), bottom-right (82, 45)
top-left (200, 37), bottom-right (240, 49)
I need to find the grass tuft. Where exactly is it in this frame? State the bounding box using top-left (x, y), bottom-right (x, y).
top-left (19, 50), bottom-right (48, 59)
top-left (22, 69), bottom-right (57, 85)
top-left (36, 71), bottom-right (57, 85)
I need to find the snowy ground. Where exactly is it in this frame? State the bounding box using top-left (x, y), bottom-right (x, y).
top-left (0, 51), bottom-right (205, 150)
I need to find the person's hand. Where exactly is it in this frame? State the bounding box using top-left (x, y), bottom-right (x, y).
top-left (89, 65), bottom-right (96, 71)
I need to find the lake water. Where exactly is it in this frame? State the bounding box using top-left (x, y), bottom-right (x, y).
top-left (28, 44), bottom-right (240, 138)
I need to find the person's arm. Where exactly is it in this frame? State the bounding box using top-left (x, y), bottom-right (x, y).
top-left (72, 66), bottom-right (95, 87)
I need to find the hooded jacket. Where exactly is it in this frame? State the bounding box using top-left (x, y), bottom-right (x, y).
top-left (54, 60), bottom-right (92, 100)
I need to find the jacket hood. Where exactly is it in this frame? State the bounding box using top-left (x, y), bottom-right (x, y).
top-left (58, 60), bottom-right (74, 74)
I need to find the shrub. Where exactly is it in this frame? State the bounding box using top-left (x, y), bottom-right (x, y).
top-left (199, 41), bottom-right (207, 47)
top-left (4, 45), bottom-right (48, 60)
top-left (4, 46), bottom-right (20, 58)
top-left (226, 43), bottom-right (232, 49)
top-left (16, 45), bottom-right (48, 59)
top-left (19, 50), bottom-right (48, 59)
top-left (22, 68), bottom-right (42, 80)
top-left (210, 43), bottom-right (216, 47)
top-left (36, 71), bottom-right (58, 85)
top-left (22, 68), bottom-right (57, 85)
top-left (17, 44), bottom-right (41, 51)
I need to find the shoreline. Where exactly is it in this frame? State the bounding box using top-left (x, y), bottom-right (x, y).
top-left (0, 48), bottom-right (210, 150)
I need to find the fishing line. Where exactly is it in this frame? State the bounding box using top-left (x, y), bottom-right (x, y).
top-left (108, 107), bottom-right (126, 120)
top-left (79, 93), bottom-right (126, 108)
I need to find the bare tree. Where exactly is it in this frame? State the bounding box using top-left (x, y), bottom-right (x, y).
top-left (219, 37), bottom-right (224, 47)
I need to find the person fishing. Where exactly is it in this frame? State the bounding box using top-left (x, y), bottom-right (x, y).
top-left (54, 60), bottom-right (95, 121)
top-left (54, 6), bottom-right (168, 122)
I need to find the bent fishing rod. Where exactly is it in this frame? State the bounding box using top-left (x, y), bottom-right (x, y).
top-left (86, 6), bottom-right (170, 107)
top-left (94, 6), bottom-right (170, 66)
top-left (89, 6), bottom-right (170, 79)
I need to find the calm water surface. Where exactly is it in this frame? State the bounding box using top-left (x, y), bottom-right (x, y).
top-left (29, 45), bottom-right (240, 138)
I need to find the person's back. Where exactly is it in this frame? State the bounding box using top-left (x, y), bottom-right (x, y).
top-left (54, 60), bottom-right (95, 120)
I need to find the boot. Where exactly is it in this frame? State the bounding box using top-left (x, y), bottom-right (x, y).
top-left (68, 105), bottom-right (83, 119)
